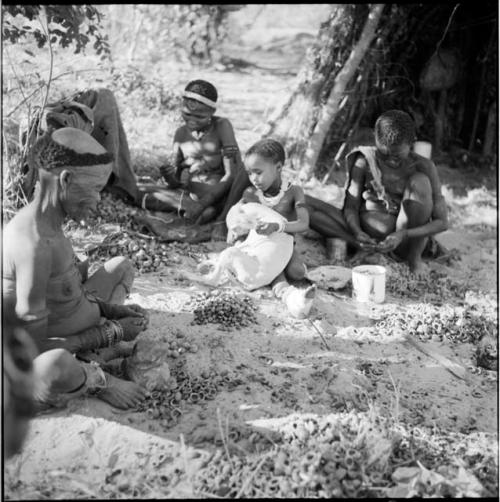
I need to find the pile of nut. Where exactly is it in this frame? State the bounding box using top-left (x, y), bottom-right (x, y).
top-left (134, 363), bottom-right (239, 427)
top-left (194, 412), bottom-right (497, 498)
top-left (374, 302), bottom-right (496, 344)
top-left (387, 264), bottom-right (470, 302)
top-left (189, 290), bottom-right (258, 330)
top-left (194, 413), bottom-right (391, 498)
top-left (89, 232), bottom-right (171, 273)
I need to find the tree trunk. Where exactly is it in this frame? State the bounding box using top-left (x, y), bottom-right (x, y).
top-left (299, 4), bottom-right (384, 180)
top-left (482, 101), bottom-right (496, 157)
top-left (264, 4), bottom-right (385, 180)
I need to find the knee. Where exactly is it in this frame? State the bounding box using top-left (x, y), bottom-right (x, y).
top-left (285, 261), bottom-right (306, 281)
top-left (105, 256), bottom-right (135, 284)
top-left (407, 173), bottom-right (432, 199)
top-left (33, 349), bottom-right (84, 393)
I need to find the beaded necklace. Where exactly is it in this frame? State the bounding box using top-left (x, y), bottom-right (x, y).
top-left (256, 177), bottom-right (290, 207)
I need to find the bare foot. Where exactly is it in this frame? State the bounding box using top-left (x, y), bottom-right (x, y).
top-left (409, 259), bottom-right (427, 278)
top-left (211, 222), bottom-right (227, 242)
top-left (284, 285), bottom-right (316, 319)
top-left (98, 374), bottom-right (146, 409)
top-left (305, 283), bottom-right (317, 299)
top-left (94, 341), bottom-right (137, 363)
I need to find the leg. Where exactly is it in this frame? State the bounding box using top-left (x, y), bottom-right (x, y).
top-left (305, 195), bottom-right (358, 243)
top-left (136, 184), bottom-right (198, 216)
top-left (211, 166), bottom-right (252, 241)
top-left (32, 349), bottom-right (88, 410)
top-left (33, 349), bottom-right (145, 410)
top-left (359, 211), bottom-right (397, 240)
top-left (284, 249), bottom-right (307, 281)
top-left (217, 167), bottom-right (251, 222)
top-left (395, 172), bottom-right (433, 273)
top-left (84, 256), bottom-right (135, 305)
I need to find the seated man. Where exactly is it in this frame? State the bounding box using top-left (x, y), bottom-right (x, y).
top-left (3, 127), bottom-right (150, 411)
top-left (310, 109), bottom-right (449, 273)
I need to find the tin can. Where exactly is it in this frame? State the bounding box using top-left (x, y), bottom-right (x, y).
top-left (326, 238), bottom-right (347, 262)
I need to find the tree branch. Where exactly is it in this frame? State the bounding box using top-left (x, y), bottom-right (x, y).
top-left (299, 4), bottom-right (385, 180)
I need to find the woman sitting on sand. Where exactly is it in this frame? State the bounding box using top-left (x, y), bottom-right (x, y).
top-left (2, 127), bottom-right (150, 410)
top-left (139, 79), bottom-right (245, 228)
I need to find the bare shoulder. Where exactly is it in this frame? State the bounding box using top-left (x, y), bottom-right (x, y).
top-left (289, 184), bottom-right (305, 200)
top-left (3, 212), bottom-right (51, 264)
top-left (411, 153), bottom-right (439, 174)
top-left (173, 125), bottom-right (190, 143)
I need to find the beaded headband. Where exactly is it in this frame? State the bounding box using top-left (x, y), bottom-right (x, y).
top-left (182, 91), bottom-right (217, 109)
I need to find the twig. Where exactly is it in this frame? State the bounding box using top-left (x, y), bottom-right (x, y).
top-left (4, 46), bottom-right (29, 105)
top-left (179, 433), bottom-right (194, 486)
top-left (216, 407), bottom-right (233, 467)
top-left (308, 318), bottom-right (331, 351)
top-left (433, 4), bottom-right (460, 57)
top-left (235, 454), bottom-right (268, 499)
top-left (387, 370), bottom-right (401, 424)
top-left (37, 7), bottom-right (54, 138)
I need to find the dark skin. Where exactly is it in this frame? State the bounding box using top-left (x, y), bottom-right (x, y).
top-left (239, 153), bottom-right (309, 281)
top-left (3, 155), bottom-right (148, 408)
top-left (344, 139), bottom-right (448, 273)
top-left (169, 103), bottom-right (239, 221)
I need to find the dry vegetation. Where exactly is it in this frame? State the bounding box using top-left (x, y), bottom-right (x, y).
top-left (2, 5), bottom-right (498, 499)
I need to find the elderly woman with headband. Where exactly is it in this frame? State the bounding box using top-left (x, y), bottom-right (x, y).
top-left (3, 127), bottom-right (150, 412)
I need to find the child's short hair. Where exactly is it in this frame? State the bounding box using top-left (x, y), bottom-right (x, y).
top-left (246, 138), bottom-right (285, 165)
top-left (375, 110), bottom-right (416, 147)
top-left (184, 80), bottom-right (218, 108)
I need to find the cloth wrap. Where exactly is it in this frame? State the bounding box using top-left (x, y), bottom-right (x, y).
top-left (189, 203), bottom-right (294, 290)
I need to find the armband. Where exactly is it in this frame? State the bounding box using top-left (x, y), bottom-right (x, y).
top-left (295, 201), bottom-right (307, 209)
top-left (221, 145), bottom-right (239, 159)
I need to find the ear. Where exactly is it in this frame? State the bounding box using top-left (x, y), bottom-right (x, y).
top-left (59, 169), bottom-right (72, 191)
top-left (276, 161), bottom-right (284, 171)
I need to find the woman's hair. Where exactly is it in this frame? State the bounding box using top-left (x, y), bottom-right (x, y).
top-left (245, 138), bottom-right (285, 165)
top-left (375, 110), bottom-right (416, 147)
top-left (185, 79), bottom-right (218, 103)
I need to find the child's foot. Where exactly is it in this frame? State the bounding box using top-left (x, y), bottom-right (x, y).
top-left (409, 258), bottom-right (427, 278)
top-left (283, 284), bottom-right (316, 319)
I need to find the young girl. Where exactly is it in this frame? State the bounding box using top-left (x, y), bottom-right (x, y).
top-left (159, 79), bottom-right (243, 223)
top-left (238, 138), bottom-right (316, 316)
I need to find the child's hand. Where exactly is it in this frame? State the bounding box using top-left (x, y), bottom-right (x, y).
top-left (255, 221), bottom-right (280, 235)
top-left (377, 230), bottom-right (406, 252)
top-left (355, 231), bottom-right (378, 250)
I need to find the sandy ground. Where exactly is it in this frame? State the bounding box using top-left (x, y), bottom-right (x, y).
top-left (3, 16), bottom-right (498, 497)
top-left (4, 190), bottom-right (497, 498)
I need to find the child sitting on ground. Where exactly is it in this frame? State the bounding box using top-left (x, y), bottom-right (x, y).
top-left (237, 138), bottom-right (316, 318)
top-left (158, 79), bottom-right (243, 224)
top-left (341, 109), bottom-right (449, 274)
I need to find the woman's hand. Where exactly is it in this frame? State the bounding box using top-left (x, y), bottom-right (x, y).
top-left (116, 316), bottom-right (148, 341)
top-left (111, 304), bottom-right (149, 328)
top-left (255, 221), bottom-right (280, 235)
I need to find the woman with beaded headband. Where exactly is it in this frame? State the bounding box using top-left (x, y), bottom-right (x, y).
top-left (3, 127), bottom-right (151, 410)
top-left (151, 79), bottom-right (245, 227)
